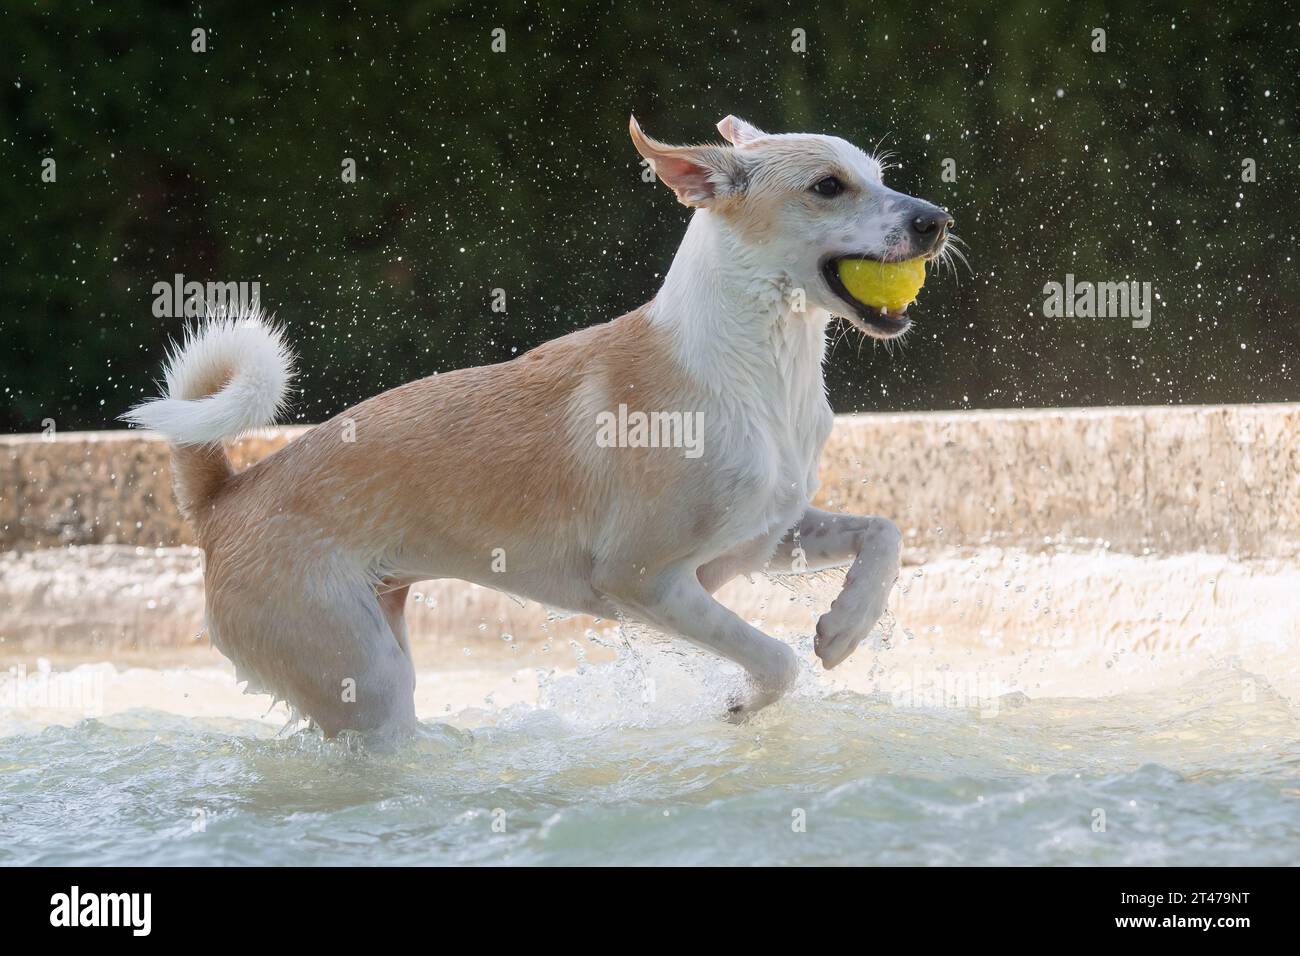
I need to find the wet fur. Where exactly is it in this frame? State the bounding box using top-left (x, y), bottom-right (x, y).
top-left (124, 115), bottom-right (950, 735)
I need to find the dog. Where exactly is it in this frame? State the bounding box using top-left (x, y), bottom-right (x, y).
top-left (124, 115), bottom-right (952, 736)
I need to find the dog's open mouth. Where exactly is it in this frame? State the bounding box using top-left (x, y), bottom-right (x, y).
top-left (822, 256), bottom-right (916, 339)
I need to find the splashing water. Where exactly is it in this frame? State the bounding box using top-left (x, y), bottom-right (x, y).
top-left (1, 551), bottom-right (1297, 866)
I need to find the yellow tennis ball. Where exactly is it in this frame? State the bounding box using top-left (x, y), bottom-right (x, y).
top-left (838, 257), bottom-right (927, 310)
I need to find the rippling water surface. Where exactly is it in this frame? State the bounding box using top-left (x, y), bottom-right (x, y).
top-left (2, 638), bottom-right (1296, 866)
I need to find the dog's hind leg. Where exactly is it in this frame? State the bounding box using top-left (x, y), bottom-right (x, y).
top-left (208, 568), bottom-right (417, 738)
top-left (288, 588), bottom-right (417, 737)
top-left (377, 581), bottom-right (413, 663)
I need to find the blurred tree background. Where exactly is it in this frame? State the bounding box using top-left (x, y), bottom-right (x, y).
top-left (2, 0), bottom-right (1297, 432)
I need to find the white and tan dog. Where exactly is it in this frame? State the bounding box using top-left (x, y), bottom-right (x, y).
top-left (125, 116), bottom-right (953, 735)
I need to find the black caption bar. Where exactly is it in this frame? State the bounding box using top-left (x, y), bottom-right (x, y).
top-left (0, 866), bottom-right (1291, 943)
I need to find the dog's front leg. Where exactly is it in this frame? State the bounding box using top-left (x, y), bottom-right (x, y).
top-left (594, 563), bottom-right (799, 717)
top-left (771, 508), bottom-right (903, 669)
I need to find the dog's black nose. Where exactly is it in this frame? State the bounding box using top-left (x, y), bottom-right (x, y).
top-left (908, 206), bottom-right (953, 246)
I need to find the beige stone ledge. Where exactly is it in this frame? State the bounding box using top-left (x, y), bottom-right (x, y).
top-left (3, 404), bottom-right (1297, 558)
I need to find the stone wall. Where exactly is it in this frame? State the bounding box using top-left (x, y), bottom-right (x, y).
top-left (1, 428), bottom-right (308, 551)
top-left (817, 404), bottom-right (1300, 559)
top-left (3, 403), bottom-right (1297, 557)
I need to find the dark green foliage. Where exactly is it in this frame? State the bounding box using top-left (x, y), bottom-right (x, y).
top-left (2, 0), bottom-right (1297, 430)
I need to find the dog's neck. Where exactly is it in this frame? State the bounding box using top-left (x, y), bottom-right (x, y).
top-left (648, 209), bottom-right (831, 412)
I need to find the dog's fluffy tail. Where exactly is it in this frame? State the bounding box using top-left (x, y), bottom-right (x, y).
top-left (121, 308), bottom-right (294, 519)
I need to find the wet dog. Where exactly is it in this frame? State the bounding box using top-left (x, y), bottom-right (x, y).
top-left (125, 115), bottom-right (952, 735)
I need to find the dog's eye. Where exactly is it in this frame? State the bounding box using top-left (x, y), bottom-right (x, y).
top-left (810, 176), bottom-right (845, 198)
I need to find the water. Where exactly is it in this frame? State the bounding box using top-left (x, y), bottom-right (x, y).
top-left (2, 644), bottom-right (1296, 866)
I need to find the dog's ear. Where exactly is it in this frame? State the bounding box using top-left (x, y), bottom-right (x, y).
top-left (716, 115), bottom-right (766, 147)
top-left (629, 115), bottom-right (745, 208)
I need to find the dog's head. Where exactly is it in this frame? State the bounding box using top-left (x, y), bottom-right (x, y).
top-left (631, 115), bottom-right (953, 339)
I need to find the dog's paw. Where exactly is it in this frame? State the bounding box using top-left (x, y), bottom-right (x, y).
top-left (814, 599), bottom-right (882, 670)
top-left (723, 684), bottom-right (788, 722)
top-left (815, 564), bottom-right (897, 669)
